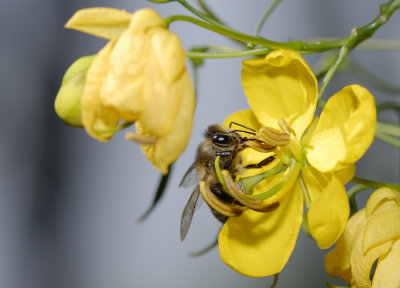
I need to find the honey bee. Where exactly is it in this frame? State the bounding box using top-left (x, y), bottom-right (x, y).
top-left (180, 123), bottom-right (275, 242)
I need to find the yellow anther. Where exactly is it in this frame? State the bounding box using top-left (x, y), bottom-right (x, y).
top-left (245, 140), bottom-right (276, 153)
top-left (199, 181), bottom-right (244, 217)
top-left (278, 119), bottom-right (296, 136)
top-left (222, 170), bottom-right (280, 213)
top-left (125, 132), bottom-right (157, 145)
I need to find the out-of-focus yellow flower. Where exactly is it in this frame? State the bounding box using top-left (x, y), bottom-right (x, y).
top-left (218, 50), bottom-right (376, 277)
top-left (63, 8), bottom-right (195, 174)
top-left (325, 187), bottom-right (400, 288)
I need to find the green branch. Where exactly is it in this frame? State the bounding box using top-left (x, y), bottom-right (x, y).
top-left (352, 176), bottom-right (400, 190)
top-left (166, 0), bottom-right (400, 53)
top-left (255, 0), bottom-right (282, 36)
top-left (187, 47), bottom-right (270, 59)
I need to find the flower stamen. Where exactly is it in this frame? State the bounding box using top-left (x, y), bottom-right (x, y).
top-left (125, 132), bottom-right (157, 145)
top-left (199, 181), bottom-right (244, 217)
top-left (222, 170), bottom-right (280, 213)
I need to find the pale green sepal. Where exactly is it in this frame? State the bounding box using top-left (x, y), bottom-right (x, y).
top-left (54, 55), bottom-right (96, 127)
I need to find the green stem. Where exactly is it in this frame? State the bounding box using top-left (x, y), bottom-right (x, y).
top-left (166, 0), bottom-right (400, 53)
top-left (197, 0), bottom-right (225, 25)
top-left (347, 184), bottom-right (370, 215)
top-left (138, 165), bottom-right (173, 223)
top-left (377, 102), bottom-right (400, 114)
top-left (175, 0), bottom-right (228, 28)
top-left (351, 176), bottom-right (400, 190)
top-left (270, 273), bottom-right (279, 288)
top-left (376, 121), bottom-right (400, 137)
top-left (375, 131), bottom-right (400, 148)
top-left (240, 162), bottom-right (286, 194)
top-left (247, 159), bottom-right (299, 199)
top-left (164, 15), bottom-right (308, 49)
top-left (342, 60), bottom-right (400, 95)
top-left (326, 283), bottom-right (350, 288)
top-left (318, 0), bottom-right (400, 97)
top-left (187, 47), bottom-right (270, 59)
top-left (189, 235), bottom-right (218, 257)
top-left (196, 0), bottom-right (247, 47)
top-left (318, 46), bottom-right (349, 99)
top-left (255, 0), bottom-right (282, 36)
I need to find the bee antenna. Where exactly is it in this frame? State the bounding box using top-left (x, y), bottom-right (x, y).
top-left (230, 129), bottom-right (256, 135)
top-left (228, 122), bottom-right (256, 132)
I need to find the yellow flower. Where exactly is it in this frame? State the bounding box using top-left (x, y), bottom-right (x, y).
top-left (64, 8), bottom-right (195, 174)
top-left (218, 50), bottom-right (376, 277)
top-left (325, 187), bottom-right (400, 288)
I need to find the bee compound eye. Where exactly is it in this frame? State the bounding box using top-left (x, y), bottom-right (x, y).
top-left (212, 134), bottom-right (231, 145)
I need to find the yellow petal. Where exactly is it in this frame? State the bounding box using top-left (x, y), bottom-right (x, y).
top-left (305, 85), bottom-right (376, 172)
top-left (324, 209), bottom-right (366, 283)
top-left (365, 187), bottom-right (400, 217)
top-left (303, 167), bottom-right (350, 248)
top-left (334, 164), bottom-right (355, 184)
top-left (222, 109), bottom-right (261, 130)
top-left (102, 22), bottom-right (188, 136)
top-left (151, 28), bottom-right (187, 85)
top-left (350, 226), bottom-right (392, 288)
top-left (241, 50), bottom-right (318, 137)
top-left (218, 182), bottom-right (303, 277)
top-left (127, 8), bottom-right (165, 32)
top-left (136, 71), bottom-right (195, 174)
top-left (54, 55), bottom-right (96, 127)
top-left (65, 7), bottom-right (133, 39)
top-left (372, 239), bottom-right (400, 288)
top-left (137, 29), bottom-right (188, 136)
top-left (100, 25), bottom-right (147, 122)
top-left (363, 201), bottom-right (400, 253)
top-left (81, 40), bottom-right (119, 141)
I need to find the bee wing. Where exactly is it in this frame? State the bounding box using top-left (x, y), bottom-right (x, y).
top-left (179, 162), bottom-right (198, 188)
top-left (180, 185), bottom-right (201, 242)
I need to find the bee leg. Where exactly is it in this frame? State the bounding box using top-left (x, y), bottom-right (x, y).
top-left (245, 155), bottom-right (275, 169)
top-left (209, 183), bottom-right (235, 204)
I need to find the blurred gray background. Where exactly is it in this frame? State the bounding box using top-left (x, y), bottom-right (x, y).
top-left (0, 0), bottom-right (399, 287)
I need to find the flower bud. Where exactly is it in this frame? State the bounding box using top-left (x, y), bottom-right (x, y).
top-left (54, 55), bottom-right (95, 127)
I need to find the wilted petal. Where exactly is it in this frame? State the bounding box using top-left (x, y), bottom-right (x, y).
top-left (241, 50), bottom-right (318, 137)
top-left (324, 209), bottom-right (366, 283)
top-left (218, 183), bottom-right (303, 277)
top-left (65, 7), bottom-right (133, 39)
top-left (81, 40), bottom-right (119, 141)
top-left (101, 15), bottom-right (188, 136)
top-left (305, 85), bottom-right (376, 173)
top-left (373, 239), bottom-right (400, 288)
top-left (350, 228), bottom-right (392, 288)
top-left (136, 71), bottom-right (195, 174)
top-left (100, 24), bottom-right (148, 122)
top-left (55, 55), bottom-right (96, 127)
top-left (365, 187), bottom-right (400, 217)
top-left (303, 166), bottom-right (350, 248)
top-left (137, 29), bottom-right (188, 137)
top-left (363, 201), bottom-right (400, 253)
